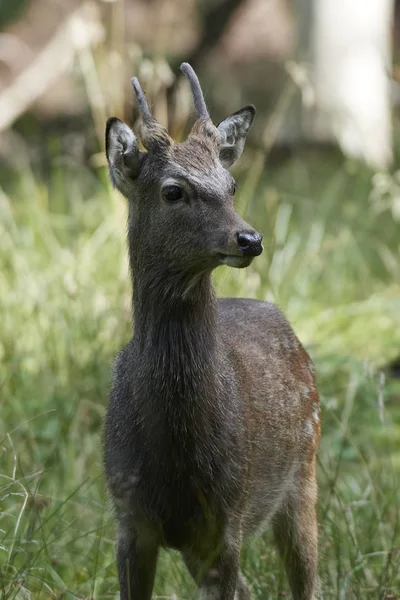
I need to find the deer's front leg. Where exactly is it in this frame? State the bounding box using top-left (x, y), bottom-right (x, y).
top-left (117, 525), bottom-right (158, 600)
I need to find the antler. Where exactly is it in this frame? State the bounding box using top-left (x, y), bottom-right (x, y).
top-left (130, 76), bottom-right (172, 152)
top-left (131, 77), bottom-right (152, 122)
top-left (180, 62), bottom-right (209, 119)
top-left (130, 64), bottom-right (211, 150)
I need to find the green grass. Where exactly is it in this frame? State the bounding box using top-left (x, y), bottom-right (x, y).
top-left (1, 144), bottom-right (400, 599)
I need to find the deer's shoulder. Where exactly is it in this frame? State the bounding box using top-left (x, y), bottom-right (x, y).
top-left (217, 297), bottom-right (311, 366)
top-left (218, 297), bottom-right (293, 337)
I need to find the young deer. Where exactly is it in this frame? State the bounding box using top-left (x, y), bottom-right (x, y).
top-left (104, 63), bottom-right (320, 600)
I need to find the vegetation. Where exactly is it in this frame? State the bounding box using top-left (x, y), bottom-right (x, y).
top-left (1, 102), bottom-right (400, 598)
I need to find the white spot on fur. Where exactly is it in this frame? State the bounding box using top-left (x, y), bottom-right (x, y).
top-left (301, 383), bottom-right (310, 397)
top-left (312, 404), bottom-right (320, 424)
top-left (304, 419), bottom-right (313, 438)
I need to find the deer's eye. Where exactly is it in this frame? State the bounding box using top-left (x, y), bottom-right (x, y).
top-left (162, 185), bottom-right (184, 202)
top-left (232, 181), bottom-right (237, 196)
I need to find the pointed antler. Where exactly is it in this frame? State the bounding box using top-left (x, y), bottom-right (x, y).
top-left (130, 76), bottom-right (172, 152)
top-left (131, 77), bottom-right (152, 122)
top-left (180, 62), bottom-right (209, 119)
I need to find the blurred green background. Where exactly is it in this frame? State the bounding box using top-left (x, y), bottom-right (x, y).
top-left (0, 0), bottom-right (399, 598)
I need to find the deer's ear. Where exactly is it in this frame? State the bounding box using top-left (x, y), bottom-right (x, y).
top-left (217, 105), bottom-right (255, 168)
top-left (105, 118), bottom-right (144, 192)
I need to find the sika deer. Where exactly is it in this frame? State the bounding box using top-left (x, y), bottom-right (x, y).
top-left (104, 63), bottom-right (320, 600)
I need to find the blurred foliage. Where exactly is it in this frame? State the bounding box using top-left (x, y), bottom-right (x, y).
top-left (0, 0), bottom-right (28, 29)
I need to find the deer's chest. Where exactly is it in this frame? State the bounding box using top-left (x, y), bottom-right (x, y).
top-left (109, 411), bottom-right (242, 550)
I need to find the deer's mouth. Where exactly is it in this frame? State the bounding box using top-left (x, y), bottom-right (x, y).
top-left (217, 254), bottom-right (253, 268)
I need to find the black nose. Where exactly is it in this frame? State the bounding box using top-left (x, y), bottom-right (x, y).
top-left (237, 231), bottom-right (263, 256)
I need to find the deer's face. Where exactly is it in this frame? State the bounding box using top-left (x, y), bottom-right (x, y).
top-left (106, 64), bottom-right (262, 276)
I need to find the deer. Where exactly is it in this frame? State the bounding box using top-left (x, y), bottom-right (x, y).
top-left (104, 62), bottom-right (320, 600)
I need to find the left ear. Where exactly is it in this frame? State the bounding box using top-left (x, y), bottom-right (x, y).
top-left (217, 105), bottom-right (255, 168)
top-left (105, 117), bottom-right (144, 197)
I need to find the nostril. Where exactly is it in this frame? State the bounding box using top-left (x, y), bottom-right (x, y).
top-left (237, 232), bottom-right (252, 249)
top-left (237, 231), bottom-right (263, 256)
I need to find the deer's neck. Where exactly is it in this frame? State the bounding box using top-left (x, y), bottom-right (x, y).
top-left (132, 266), bottom-right (219, 400)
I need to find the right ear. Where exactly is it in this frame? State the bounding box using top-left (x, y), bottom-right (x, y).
top-left (217, 105), bottom-right (255, 168)
top-left (105, 117), bottom-right (144, 194)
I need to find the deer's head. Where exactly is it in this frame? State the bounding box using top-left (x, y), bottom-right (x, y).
top-left (105, 63), bottom-right (262, 279)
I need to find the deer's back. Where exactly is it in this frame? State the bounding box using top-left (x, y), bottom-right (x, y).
top-left (218, 298), bottom-right (320, 534)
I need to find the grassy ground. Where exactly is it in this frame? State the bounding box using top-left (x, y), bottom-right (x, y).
top-left (1, 140), bottom-right (400, 599)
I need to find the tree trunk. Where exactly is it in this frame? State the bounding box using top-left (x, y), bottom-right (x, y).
top-left (308, 0), bottom-right (394, 169)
